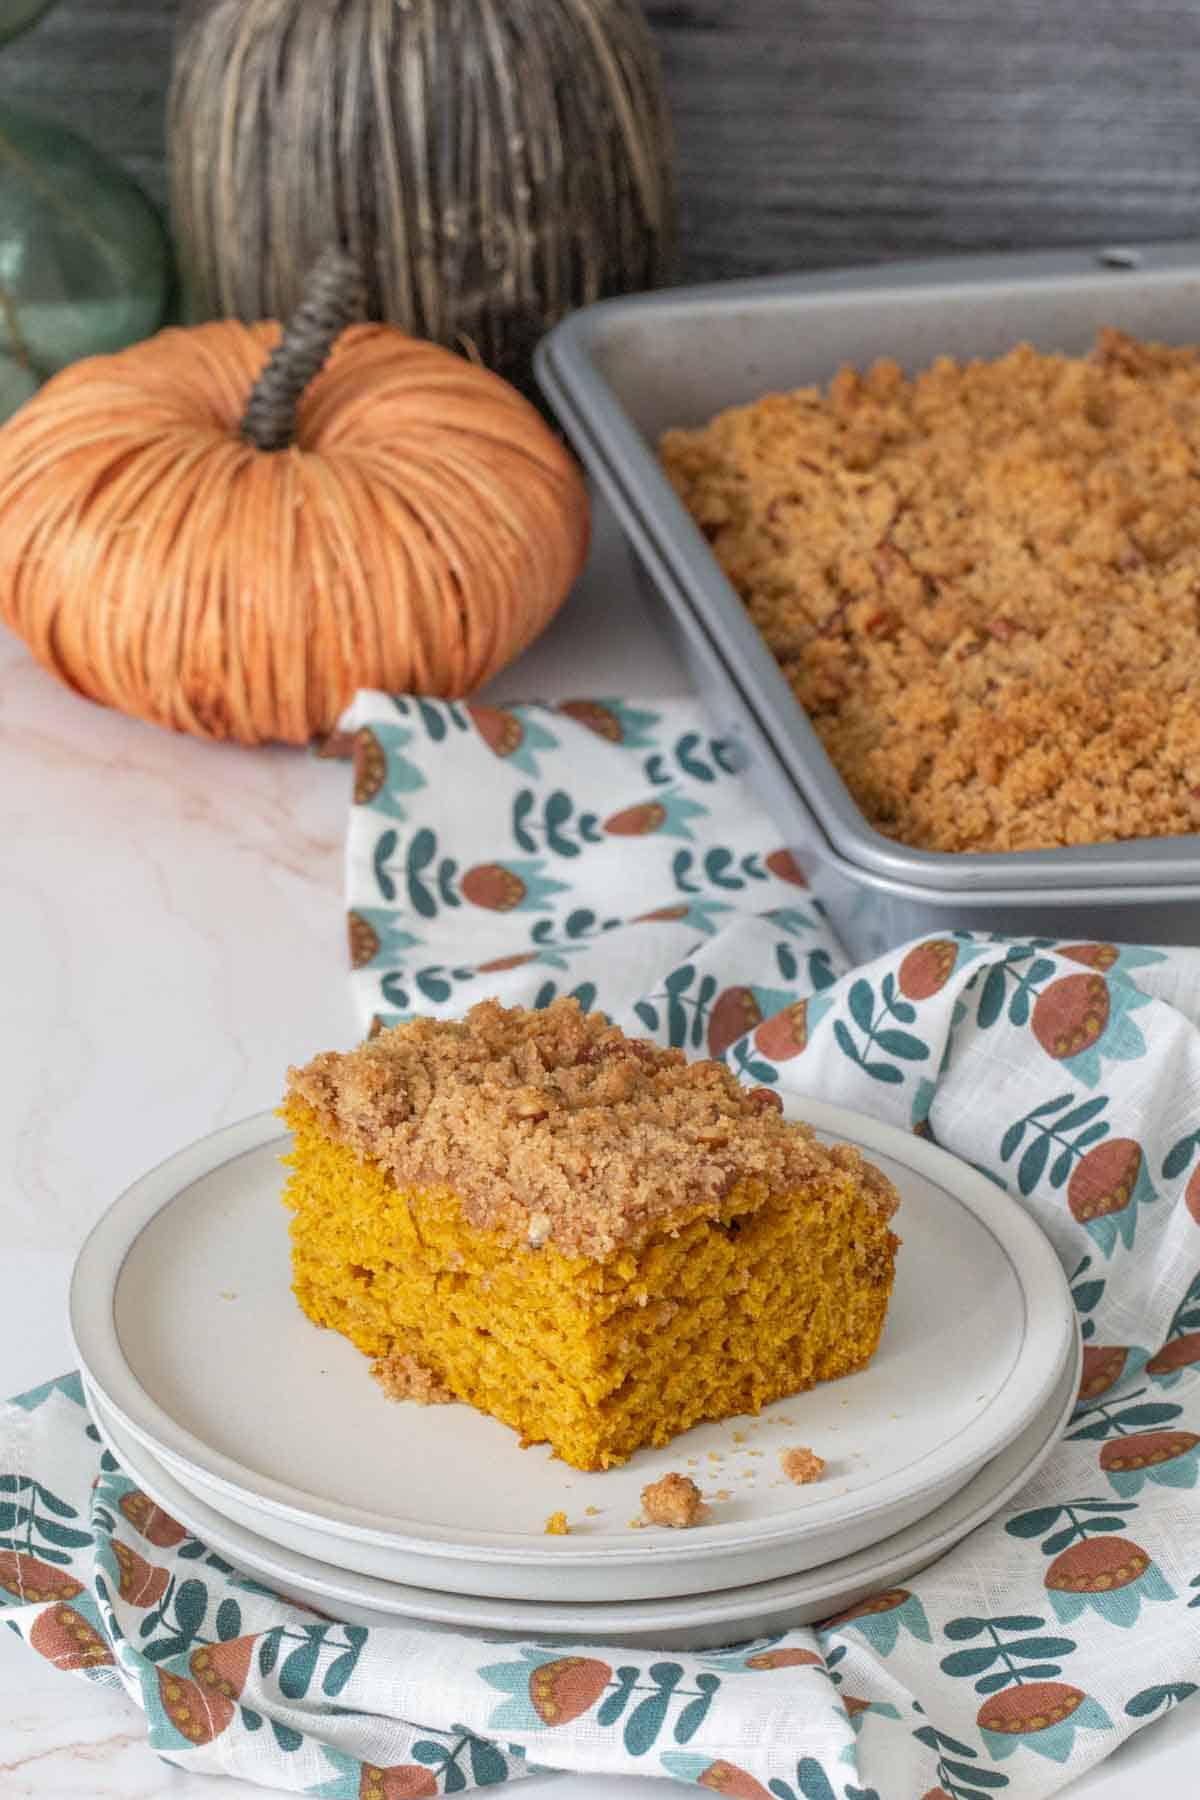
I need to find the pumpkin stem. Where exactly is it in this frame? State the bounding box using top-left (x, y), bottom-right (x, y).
top-left (240, 246), bottom-right (365, 451)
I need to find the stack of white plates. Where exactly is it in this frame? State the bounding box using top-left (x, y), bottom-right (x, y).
top-left (71, 1099), bottom-right (1080, 1650)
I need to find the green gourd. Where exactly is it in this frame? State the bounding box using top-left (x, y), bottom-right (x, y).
top-left (0, 1), bottom-right (170, 419)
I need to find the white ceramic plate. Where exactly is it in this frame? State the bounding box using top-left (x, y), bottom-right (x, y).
top-left (71, 1102), bottom-right (1076, 1602)
top-left (85, 1331), bottom-right (1080, 1651)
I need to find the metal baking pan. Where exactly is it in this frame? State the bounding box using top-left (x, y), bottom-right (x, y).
top-left (536, 242), bottom-right (1200, 942)
top-left (619, 533), bottom-right (1200, 961)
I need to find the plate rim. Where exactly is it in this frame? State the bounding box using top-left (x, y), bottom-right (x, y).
top-left (70, 1100), bottom-right (1076, 1565)
top-left (83, 1323), bottom-right (1082, 1635)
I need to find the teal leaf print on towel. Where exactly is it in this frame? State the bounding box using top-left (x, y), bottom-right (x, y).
top-left (0, 1475), bottom-right (93, 1572)
top-left (371, 826), bottom-right (459, 914)
top-left (401, 829), bottom-right (460, 920)
top-left (975, 953), bottom-right (1059, 1031)
top-left (1162, 1126), bottom-right (1200, 1182)
top-left (1066, 1386), bottom-right (1184, 1444)
top-left (1068, 1253), bottom-right (1105, 1344)
top-left (521, 909), bottom-right (622, 969)
top-left (940, 1613), bottom-right (1076, 1693)
top-left (1161, 1127), bottom-right (1200, 1228)
top-left (1125, 1682), bottom-right (1199, 1718)
top-left (724, 1037), bottom-right (782, 1086)
top-left (832, 975), bottom-right (930, 1086)
top-left (912, 1722), bottom-right (1011, 1799)
top-left (701, 847), bottom-right (767, 888)
top-left (531, 979), bottom-right (597, 1013)
top-left (482, 1652), bottom-right (722, 1754)
top-left (389, 695), bottom-right (471, 739)
top-left (766, 1757), bottom-right (840, 1800)
top-left (513, 788), bottom-right (604, 858)
top-left (642, 729), bottom-right (740, 787)
top-left (412, 1723), bottom-right (512, 1791)
top-left (633, 965), bottom-right (719, 1050)
top-left (603, 1661), bottom-right (721, 1754)
top-left (998, 1093), bottom-right (1110, 1198)
top-left (1005, 1496), bottom-right (1135, 1550)
top-left (670, 846), bottom-right (770, 894)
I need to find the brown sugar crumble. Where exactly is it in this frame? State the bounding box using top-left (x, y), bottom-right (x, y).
top-left (288, 997), bottom-right (896, 1260)
top-left (543, 1511), bottom-right (569, 1536)
top-left (641, 1472), bottom-right (711, 1528)
top-left (370, 1352), bottom-right (455, 1406)
top-left (781, 1446), bottom-right (826, 1486)
top-left (661, 329), bottom-right (1200, 853)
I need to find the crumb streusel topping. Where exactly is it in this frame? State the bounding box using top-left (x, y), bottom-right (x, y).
top-left (370, 1352), bottom-right (455, 1405)
top-left (287, 997), bottom-right (897, 1260)
top-left (641, 1472), bottom-right (710, 1528)
top-left (661, 329), bottom-right (1200, 853)
top-left (780, 1445), bottom-right (826, 1485)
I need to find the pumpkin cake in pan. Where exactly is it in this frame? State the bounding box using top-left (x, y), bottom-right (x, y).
top-left (661, 329), bottom-right (1200, 854)
top-left (282, 997), bottom-right (899, 1472)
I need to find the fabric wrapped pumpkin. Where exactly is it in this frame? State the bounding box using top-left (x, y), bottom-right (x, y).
top-left (0, 250), bottom-right (589, 744)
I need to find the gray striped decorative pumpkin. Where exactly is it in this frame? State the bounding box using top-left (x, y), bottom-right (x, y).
top-left (169, 0), bottom-right (675, 392)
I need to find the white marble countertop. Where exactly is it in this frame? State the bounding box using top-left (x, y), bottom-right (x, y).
top-left (0, 500), bottom-right (1194, 1798)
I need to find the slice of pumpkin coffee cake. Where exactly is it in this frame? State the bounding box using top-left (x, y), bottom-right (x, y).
top-left (282, 997), bottom-right (899, 1472)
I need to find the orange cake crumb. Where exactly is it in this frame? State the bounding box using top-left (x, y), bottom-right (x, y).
top-left (543, 1511), bottom-right (569, 1536)
top-left (781, 1446), bottom-right (826, 1485)
top-left (641, 1472), bottom-right (710, 1528)
top-left (661, 329), bottom-right (1200, 853)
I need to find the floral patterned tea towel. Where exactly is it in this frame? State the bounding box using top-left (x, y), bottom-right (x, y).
top-left (5, 689), bottom-right (1200, 1800)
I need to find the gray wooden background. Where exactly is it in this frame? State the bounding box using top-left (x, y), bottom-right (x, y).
top-left (7, 0), bottom-right (1200, 282)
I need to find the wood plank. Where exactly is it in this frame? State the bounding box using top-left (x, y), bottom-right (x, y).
top-left (6, 0), bottom-right (1200, 282)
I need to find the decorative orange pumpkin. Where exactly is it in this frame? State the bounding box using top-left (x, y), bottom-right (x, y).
top-left (0, 249), bottom-right (589, 744)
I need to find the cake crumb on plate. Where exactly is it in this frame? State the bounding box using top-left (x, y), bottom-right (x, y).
top-left (641, 1472), bottom-right (710, 1528)
top-left (780, 1445), bottom-right (826, 1485)
top-left (371, 1352), bottom-right (456, 1405)
top-left (543, 1511), bottom-right (569, 1536)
